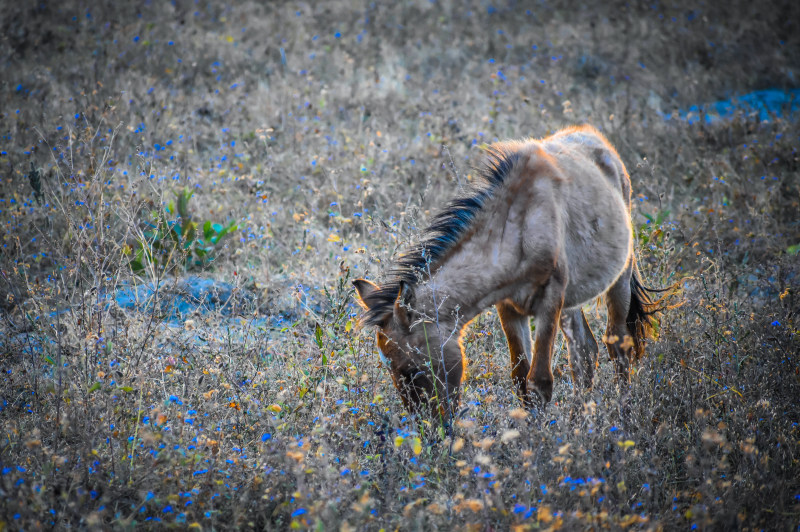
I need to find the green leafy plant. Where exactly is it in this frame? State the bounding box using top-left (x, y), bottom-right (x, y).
top-left (128, 187), bottom-right (238, 276)
top-left (638, 209), bottom-right (671, 248)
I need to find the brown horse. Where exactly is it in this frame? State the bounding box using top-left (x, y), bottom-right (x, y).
top-left (354, 125), bottom-right (663, 422)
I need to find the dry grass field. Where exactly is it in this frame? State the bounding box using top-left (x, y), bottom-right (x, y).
top-left (1, 0), bottom-right (798, 529)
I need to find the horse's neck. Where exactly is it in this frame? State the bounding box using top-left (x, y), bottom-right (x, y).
top-left (414, 280), bottom-right (474, 334)
top-left (416, 205), bottom-right (527, 326)
top-left (415, 259), bottom-right (497, 332)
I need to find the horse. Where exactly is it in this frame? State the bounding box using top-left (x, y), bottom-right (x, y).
top-left (353, 125), bottom-right (664, 423)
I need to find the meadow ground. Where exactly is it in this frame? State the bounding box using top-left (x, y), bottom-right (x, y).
top-left (1, 0), bottom-right (799, 529)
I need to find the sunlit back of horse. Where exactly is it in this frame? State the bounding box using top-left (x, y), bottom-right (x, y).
top-left (354, 125), bottom-right (665, 423)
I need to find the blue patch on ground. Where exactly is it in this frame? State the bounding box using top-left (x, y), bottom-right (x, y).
top-left (4, 333), bottom-right (58, 356)
top-left (110, 276), bottom-right (255, 321)
top-left (670, 89), bottom-right (800, 124)
top-left (2, 277), bottom-right (311, 359)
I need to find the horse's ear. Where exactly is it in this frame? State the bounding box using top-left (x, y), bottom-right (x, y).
top-left (354, 279), bottom-right (394, 327)
top-left (352, 279), bottom-right (379, 309)
top-left (395, 280), bottom-right (415, 327)
top-left (399, 280), bottom-right (414, 307)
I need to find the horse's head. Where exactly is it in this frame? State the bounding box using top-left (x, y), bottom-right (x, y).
top-left (353, 278), bottom-right (464, 422)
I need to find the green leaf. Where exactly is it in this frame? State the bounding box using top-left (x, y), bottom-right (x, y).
top-left (88, 382), bottom-right (102, 394)
top-left (118, 386), bottom-right (135, 393)
top-left (177, 188), bottom-right (191, 219)
top-left (172, 223), bottom-right (182, 239)
top-left (167, 200), bottom-right (175, 215)
top-left (183, 221), bottom-right (197, 242)
top-left (314, 323), bottom-right (323, 349)
top-left (787, 243), bottom-right (800, 255)
top-left (43, 355), bottom-right (55, 365)
top-left (203, 220), bottom-right (214, 240)
top-left (216, 223), bottom-right (238, 240)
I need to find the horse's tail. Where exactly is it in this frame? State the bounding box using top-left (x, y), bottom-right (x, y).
top-left (627, 262), bottom-right (675, 359)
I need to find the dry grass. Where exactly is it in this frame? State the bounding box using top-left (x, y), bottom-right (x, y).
top-left (1, 0), bottom-right (798, 529)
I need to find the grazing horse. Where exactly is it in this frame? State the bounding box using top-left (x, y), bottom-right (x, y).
top-left (354, 125), bottom-right (662, 422)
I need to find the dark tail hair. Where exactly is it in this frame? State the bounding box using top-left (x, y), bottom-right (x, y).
top-left (627, 264), bottom-right (675, 359)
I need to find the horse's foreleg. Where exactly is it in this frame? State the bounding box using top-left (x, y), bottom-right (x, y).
top-left (496, 301), bottom-right (532, 402)
top-left (560, 308), bottom-right (599, 391)
top-left (526, 277), bottom-right (565, 405)
top-left (604, 263), bottom-right (634, 383)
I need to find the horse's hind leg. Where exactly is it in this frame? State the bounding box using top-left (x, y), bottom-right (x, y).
top-left (497, 301), bottom-right (532, 403)
top-left (560, 308), bottom-right (599, 391)
top-left (604, 264), bottom-right (635, 383)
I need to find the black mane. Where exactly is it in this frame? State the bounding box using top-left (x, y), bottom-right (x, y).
top-left (362, 143), bottom-right (522, 326)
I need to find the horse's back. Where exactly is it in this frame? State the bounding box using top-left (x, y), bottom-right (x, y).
top-left (543, 125), bottom-right (628, 192)
top-left (525, 126), bottom-right (633, 308)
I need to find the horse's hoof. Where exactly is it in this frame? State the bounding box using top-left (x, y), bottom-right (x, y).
top-left (569, 368), bottom-right (594, 391)
top-left (526, 377), bottom-right (553, 406)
